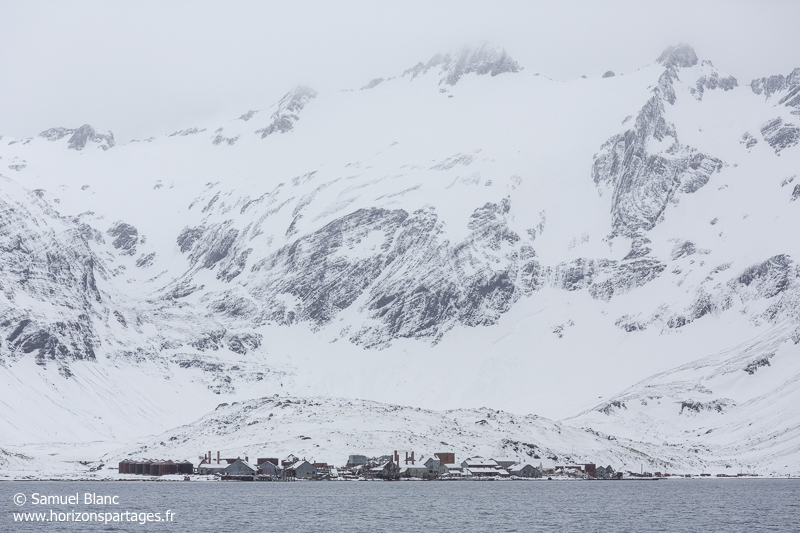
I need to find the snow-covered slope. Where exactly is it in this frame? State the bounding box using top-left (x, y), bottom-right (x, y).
top-left (1, 43), bottom-right (799, 475)
top-left (101, 395), bottom-right (719, 477)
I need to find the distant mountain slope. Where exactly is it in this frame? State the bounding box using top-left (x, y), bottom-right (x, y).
top-left (1, 43), bottom-right (799, 475)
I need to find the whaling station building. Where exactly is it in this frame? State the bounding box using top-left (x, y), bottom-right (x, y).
top-left (119, 449), bottom-right (616, 481)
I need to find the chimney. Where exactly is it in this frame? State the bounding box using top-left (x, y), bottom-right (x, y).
top-left (245, 456), bottom-right (249, 463)
top-left (405, 451), bottom-right (409, 465)
top-left (411, 451), bottom-right (415, 465)
top-left (394, 450), bottom-right (398, 464)
top-left (217, 451), bottom-right (220, 464)
top-left (208, 451), bottom-right (211, 464)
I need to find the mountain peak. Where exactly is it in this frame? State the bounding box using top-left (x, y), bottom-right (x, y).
top-left (255, 85), bottom-right (317, 139)
top-left (404, 42), bottom-right (521, 86)
top-left (656, 43), bottom-right (698, 69)
top-left (38, 124), bottom-right (115, 151)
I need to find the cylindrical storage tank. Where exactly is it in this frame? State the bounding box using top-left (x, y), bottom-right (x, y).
top-left (178, 461), bottom-right (193, 475)
top-left (134, 462), bottom-right (144, 475)
top-left (160, 460), bottom-right (177, 476)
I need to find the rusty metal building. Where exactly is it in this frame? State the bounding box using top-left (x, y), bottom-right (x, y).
top-left (159, 460), bottom-right (177, 476)
top-left (435, 452), bottom-right (455, 465)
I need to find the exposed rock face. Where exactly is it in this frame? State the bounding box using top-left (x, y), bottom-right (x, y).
top-left (637, 254), bottom-right (800, 333)
top-left (740, 132), bottom-right (758, 149)
top-left (592, 45), bottom-right (724, 236)
top-left (751, 68), bottom-right (800, 118)
top-left (403, 42), bottom-right (520, 86)
top-left (210, 128), bottom-right (240, 146)
top-left (735, 255), bottom-right (793, 300)
top-left (353, 200), bottom-right (529, 346)
top-left (656, 43), bottom-right (698, 69)
top-left (39, 124), bottom-right (115, 151)
top-left (237, 110), bottom-right (258, 121)
top-left (761, 117), bottom-right (800, 154)
top-left (175, 196), bottom-right (544, 347)
top-left (38, 127), bottom-right (74, 141)
top-left (249, 207), bottom-right (409, 327)
top-left (176, 220), bottom-right (252, 283)
top-left (361, 78), bottom-right (384, 90)
top-left (169, 127), bottom-right (206, 137)
top-left (256, 86), bottom-right (317, 138)
top-left (750, 68), bottom-right (800, 100)
top-left (107, 221), bottom-right (139, 256)
top-left (602, 71), bottom-right (615, 78)
top-left (0, 178), bottom-right (105, 371)
top-left (135, 252), bottom-right (156, 268)
top-left (691, 69), bottom-right (738, 100)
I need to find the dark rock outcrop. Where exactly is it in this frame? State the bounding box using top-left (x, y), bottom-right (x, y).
top-left (761, 117), bottom-right (800, 154)
top-left (107, 221), bottom-right (139, 256)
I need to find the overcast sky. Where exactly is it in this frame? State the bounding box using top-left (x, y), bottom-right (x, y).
top-left (2, 0), bottom-right (799, 142)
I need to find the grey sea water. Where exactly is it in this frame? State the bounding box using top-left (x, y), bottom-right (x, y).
top-left (2, 479), bottom-right (798, 532)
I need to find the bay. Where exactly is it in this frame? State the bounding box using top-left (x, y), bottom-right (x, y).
top-left (2, 479), bottom-right (798, 532)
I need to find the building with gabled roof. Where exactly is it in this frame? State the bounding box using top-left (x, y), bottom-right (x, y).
top-left (461, 457), bottom-right (499, 469)
top-left (257, 459), bottom-right (280, 477)
top-left (467, 467), bottom-right (508, 477)
top-left (399, 464), bottom-right (428, 478)
top-left (290, 460), bottom-right (317, 479)
top-left (197, 459), bottom-right (227, 475)
top-left (419, 456), bottom-right (440, 476)
top-left (492, 457), bottom-right (517, 469)
top-left (224, 458), bottom-right (258, 476)
top-left (282, 454), bottom-right (300, 467)
top-left (369, 460), bottom-right (399, 480)
top-left (508, 463), bottom-right (540, 478)
top-left (439, 463), bottom-right (465, 477)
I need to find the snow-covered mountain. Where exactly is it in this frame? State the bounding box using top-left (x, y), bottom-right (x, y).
top-left (1, 42), bottom-right (799, 476)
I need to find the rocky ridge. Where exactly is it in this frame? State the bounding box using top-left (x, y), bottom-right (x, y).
top-left (39, 124), bottom-right (115, 151)
top-left (403, 42), bottom-right (521, 85)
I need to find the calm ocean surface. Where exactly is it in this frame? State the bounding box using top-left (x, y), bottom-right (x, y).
top-left (2, 479), bottom-right (799, 532)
